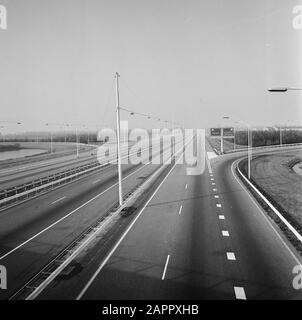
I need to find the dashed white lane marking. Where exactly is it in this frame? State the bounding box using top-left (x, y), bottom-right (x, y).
top-left (212, 182), bottom-right (216, 185)
top-left (162, 255), bottom-right (170, 280)
top-left (206, 153), bottom-right (213, 174)
top-left (219, 215), bottom-right (225, 220)
top-left (178, 205), bottom-right (183, 215)
top-left (234, 287), bottom-right (247, 300)
top-left (222, 230), bottom-right (230, 237)
top-left (227, 252), bottom-right (236, 260)
top-left (213, 188), bottom-right (218, 192)
top-left (216, 204), bottom-right (222, 208)
top-left (211, 178), bottom-right (214, 181)
top-left (207, 152), bottom-right (217, 160)
top-left (92, 179), bottom-right (100, 184)
top-left (51, 196), bottom-right (66, 205)
top-left (214, 195), bottom-right (219, 199)
top-left (185, 184), bottom-right (188, 190)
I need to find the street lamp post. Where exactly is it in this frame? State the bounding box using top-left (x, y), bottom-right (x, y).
top-left (223, 117), bottom-right (252, 179)
top-left (83, 125), bottom-right (90, 145)
top-left (247, 125), bottom-right (251, 179)
top-left (0, 126), bottom-right (4, 143)
top-left (45, 123), bottom-right (53, 153)
top-left (65, 124), bottom-right (70, 144)
top-left (115, 72), bottom-right (123, 206)
top-left (220, 127), bottom-right (224, 153)
top-left (268, 87), bottom-right (302, 146)
top-left (268, 87), bottom-right (302, 92)
top-left (236, 121), bottom-right (252, 179)
top-left (0, 122), bottom-right (21, 143)
top-left (75, 126), bottom-right (79, 158)
top-left (236, 121), bottom-right (252, 180)
top-left (66, 123), bottom-right (79, 157)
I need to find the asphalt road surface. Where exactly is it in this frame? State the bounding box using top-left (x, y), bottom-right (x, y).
top-left (1, 141), bottom-right (302, 300)
top-left (0, 139), bottom-right (175, 299)
top-left (35, 144), bottom-right (302, 300)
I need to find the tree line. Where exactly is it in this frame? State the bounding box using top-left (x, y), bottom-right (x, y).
top-left (229, 128), bottom-right (302, 147)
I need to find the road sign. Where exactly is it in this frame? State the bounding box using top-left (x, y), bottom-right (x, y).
top-left (223, 127), bottom-right (234, 137)
top-left (210, 128), bottom-right (221, 136)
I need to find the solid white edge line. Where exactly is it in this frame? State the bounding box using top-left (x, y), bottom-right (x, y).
top-left (231, 159), bottom-right (302, 266)
top-left (162, 254), bottom-right (170, 280)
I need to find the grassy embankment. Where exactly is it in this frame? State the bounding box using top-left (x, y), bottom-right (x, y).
top-left (239, 150), bottom-right (302, 253)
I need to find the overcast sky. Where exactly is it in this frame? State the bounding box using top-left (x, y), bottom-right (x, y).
top-left (0, 0), bottom-right (301, 132)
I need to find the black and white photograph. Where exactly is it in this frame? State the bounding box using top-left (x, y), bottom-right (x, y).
top-left (0, 0), bottom-right (302, 317)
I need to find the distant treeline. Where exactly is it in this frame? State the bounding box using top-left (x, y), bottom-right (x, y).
top-left (227, 129), bottom-right (302, 147)
top-left (4, 133), bottom-right (99, 144)
top-left (0, 143), bottom-right (21, 152)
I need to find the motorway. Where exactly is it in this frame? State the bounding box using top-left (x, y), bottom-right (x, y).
top-left (1, 140), bottom-right (302, 299)
top-left (0, 141), bottom-right (147, 190)
top-left (35, 144), bottom-right (302, 300)
top-left (0, 139), bottom-right (176, 299)
top-left (0, 146), bottom-right (98, 190)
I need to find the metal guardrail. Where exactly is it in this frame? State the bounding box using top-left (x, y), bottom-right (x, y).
top-left (9, 161), bottom-right (167, 300)
top-left (236, 159), bottom-right (302, 244)
top-left (0, 140), bottom-right (173, 210)
top-left (9, 137), bottom-right (187, 300)
top-left (0, 142), bottom-right (145, 208)
top-left (0, 160), bottom-right (108, 209)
